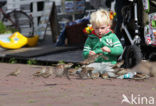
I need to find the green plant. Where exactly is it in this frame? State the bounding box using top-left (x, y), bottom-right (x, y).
top-left (27, 59), bottom-right (37, 65)
top-left (9, 58), bottom-right (17, 64)
top-left (0, 21), bottom-right (16, 34)
top-left (0, 21), bottom-right (7, 34)
top-left (58, 60), bottom-right (65, 64)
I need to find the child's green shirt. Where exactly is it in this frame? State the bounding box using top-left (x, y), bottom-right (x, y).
top-left (83, 31), bottom-right (123, 64)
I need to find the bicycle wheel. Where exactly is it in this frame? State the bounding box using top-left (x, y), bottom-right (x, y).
top-left (2, 10), bottom-right (34, 37)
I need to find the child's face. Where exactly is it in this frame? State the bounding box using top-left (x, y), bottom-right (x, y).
top-left (93, 24), bottom-right (110, 37)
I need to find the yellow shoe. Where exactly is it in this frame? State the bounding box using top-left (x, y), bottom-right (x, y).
top-left (27, 35), bottom-right (39, 47)
top-left (0, 32), bottom-right (27, 49)
top-left (0, 32), bottom-right (39, 49)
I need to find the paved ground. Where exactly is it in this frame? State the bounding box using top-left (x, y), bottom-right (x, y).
top-left (0, 63), bottom-right (156, 106)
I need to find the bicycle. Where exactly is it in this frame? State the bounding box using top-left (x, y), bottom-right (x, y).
top-left (0, 1), bottom-right (34, 37)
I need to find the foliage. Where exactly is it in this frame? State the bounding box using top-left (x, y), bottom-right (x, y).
top-left (0, 21), bottom-right (16, 34)
top-left (9, 58), bottom-right (17, 64)
top-left (0, 21), bottom-right (7, 34)
top-left (58, 60), bottom-right (65, 64)
top-left (27, 59), bottom-right (37, 65)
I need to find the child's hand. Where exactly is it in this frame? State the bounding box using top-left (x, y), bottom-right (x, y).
top-left (89, 51), bottom-right (96, 56)
top-left (101, 46), bottom-right (111, 53)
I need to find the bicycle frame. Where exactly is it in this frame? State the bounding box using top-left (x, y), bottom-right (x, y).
top-left (0, 7), bottom-right (19, 29)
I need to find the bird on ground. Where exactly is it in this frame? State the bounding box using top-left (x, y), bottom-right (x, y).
top-left (7, 68), bottom-right (21, 76)
top-left (78, 67), bottom-right (94, 79)
top-left (54, 64), bottom-right (65, 77)
top-left (80, 53), bottom-right (108, 65)
top-left (33, 67), bottom-right (46, 77)
top-left (41, 67), bottom-right (54, 78)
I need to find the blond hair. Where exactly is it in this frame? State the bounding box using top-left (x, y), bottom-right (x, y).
top-left (90, 9), bottom-right (112, 27)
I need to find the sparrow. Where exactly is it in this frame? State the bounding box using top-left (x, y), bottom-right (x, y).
top-left (41, 67), bottom-right (54, 78)
top-left (68, 68), bottom-right (79, 75)
top-left (80, 53), bottom-right (108, 65)
top-left (64, 63), bottom-right (73, 68)
top-left (78, 67), bottom-right (94, 79)
top-left (90, 72), bottom-right (100, 79)
top-left (112, 60), bottom-right (124, 69)
top-left (101, 73), bottom-right (109, 79)
top-left (54, 64), bottom-right (65, 77)
top-left (7, 68), bottom-right (21, 76)
top-left (63, 68), bottom-right (71, 80)
top-left (116, 68), bottom-right (129, 76)
top-left (33, 67), bottom-right (46, 77)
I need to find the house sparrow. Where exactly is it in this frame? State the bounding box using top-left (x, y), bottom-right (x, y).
top-left (101, 73), bottom-right (109, 79)
top-left (64, 63), bottom-right (73, 68)
top-left (68, 68), bottom-right (79, 75)
top-left (78, 67), bottom-right (94, 79)
top-left (90, 72), bottom-right (100, 79)
top-left (54, 63), bottom-right (74, 80)
top-left (63, 68), bottom-right (71, 80)
top-left (41, 67), bottom-right (54, 78)
top-left (132, 60), bottom-right (152, 75)
top-left (54, 64), bottom-right (65, 77)
top-left (80, 54), bottom-right (108, 65)
top-left (115, 68), bottom-right (129, 76)
top-left (150, 66), bottom-right (156, 77)
top-left (33, 67), bottom-right (46, 77)
top-left (8, 68), bottom-right (21, 76)
top-left (149, 62), bottom-right (156, 77)
top-left (112, 60), bottom-right (124, 69)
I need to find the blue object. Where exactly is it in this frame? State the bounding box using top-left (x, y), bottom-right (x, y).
top-left (123, 72), bottom-right (136, 79)
top-left (118, 72), bottom-right (137, 79)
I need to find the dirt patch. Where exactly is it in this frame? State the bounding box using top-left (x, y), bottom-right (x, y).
top-left (0, 63), bottom-right (156, 106)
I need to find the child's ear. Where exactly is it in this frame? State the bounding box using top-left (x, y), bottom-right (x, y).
top-left (107, 25), bottom-right (111, 29)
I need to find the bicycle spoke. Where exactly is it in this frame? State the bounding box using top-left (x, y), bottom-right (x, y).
top-left (2, 10), bottom-right (34, 37)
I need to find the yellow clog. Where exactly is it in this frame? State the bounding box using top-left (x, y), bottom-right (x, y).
top-left (0, 32), bottom-right (39, 49)
top-left (27, 35), bottom-right (39, 47)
